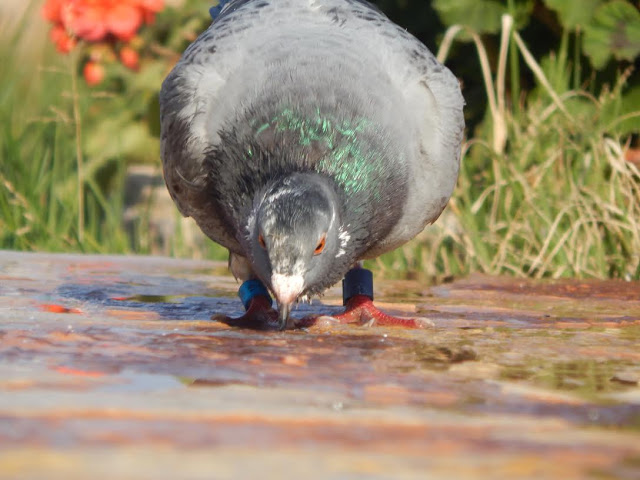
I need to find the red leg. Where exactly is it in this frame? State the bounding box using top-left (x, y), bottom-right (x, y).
top-left (337, 295), bottom-right (427, 328)
top-left (212, 295), bottom-right (280, 330)
top-left (308, 295), bottom-right (430, 329)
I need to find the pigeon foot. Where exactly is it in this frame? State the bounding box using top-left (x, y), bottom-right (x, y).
top-left (212, 296), bottom-right (280, 330)
top-left (318, 295), bottom-right (431, 329)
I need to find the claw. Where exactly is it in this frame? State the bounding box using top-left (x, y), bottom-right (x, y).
top-left (213, 295), bottom-right (280, 330)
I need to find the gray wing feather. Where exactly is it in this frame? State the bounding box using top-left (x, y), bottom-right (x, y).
top-left (160, 62), bottom-right (241, 252)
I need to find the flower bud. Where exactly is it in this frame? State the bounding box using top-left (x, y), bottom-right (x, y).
top-left (83, 61), bottom-right (105, 86)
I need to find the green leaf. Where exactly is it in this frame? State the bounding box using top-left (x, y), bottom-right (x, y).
top-left (85, 114), bottom-right (159, 164)
top-left (543, 0), bottom-right (603, 29)
top-left (433, 0), bottom-right (533, 37)
top-left (583, 0), bottom-right (640, 69)
top-left (600, 84), bottom-right (640, 137)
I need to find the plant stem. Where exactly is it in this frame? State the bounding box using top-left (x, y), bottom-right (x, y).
top-left (573, 28), bottom-right (582, 91)
top-left (507, 0), bottom-right (520, 116)
top-left (436, 25), bottom-right (463, 63)
top-left (512, 31), bottom-right (572, 119)
top-left (497, 15), bottom-right (513, 125)
top-left (70, 50), bottom-right (84, 244)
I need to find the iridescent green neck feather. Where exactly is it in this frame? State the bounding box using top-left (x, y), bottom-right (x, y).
top-left (250, 107), bottom-right (389, 196)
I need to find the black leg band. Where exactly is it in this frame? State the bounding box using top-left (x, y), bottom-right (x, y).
top-left (342, 268), bottom-right (374, 306)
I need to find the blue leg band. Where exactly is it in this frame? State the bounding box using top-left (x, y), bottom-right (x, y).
top-left (342, 268), bottom-right (374, 306)
top-left (238, 279), bottom-right (273, 311)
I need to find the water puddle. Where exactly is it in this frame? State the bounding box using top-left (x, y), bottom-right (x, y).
top-left (97, 370), bottom-right (185, 393)
top-left (501, 358), bottom-right (638, 398)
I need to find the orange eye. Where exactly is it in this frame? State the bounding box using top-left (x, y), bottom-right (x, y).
top-left (314, 235), bottom-right (326, 255)
top-left (258, 233), bottom-right (266, 249)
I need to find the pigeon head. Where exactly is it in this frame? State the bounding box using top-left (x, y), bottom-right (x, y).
top-left (249, 173), bottom-right (342, 328)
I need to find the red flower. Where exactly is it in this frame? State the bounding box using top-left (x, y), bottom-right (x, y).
top-left (120, 46), bottom-right (140, 70)
top-left (50, 25), bottom-right (77, 53)
top-left (83, 61), bottom-right (105, 85)
top-left (41, 0), bottom-right (165, 85)
top-left (106, 3), bottom-right (145, 41)
top-left (42, 0), bottom-right (165, 45)
top-left (42, 0), bottom-right (66, 24)
top-left (65, 1), bottom-right (142, 42)
top-left (134, 0), bottom-right (164, 13)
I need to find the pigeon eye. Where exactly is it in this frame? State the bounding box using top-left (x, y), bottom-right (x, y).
top-left (314, 235), bottom-right (326, 255)
top-left (258, 233), bottom-right (266, 249)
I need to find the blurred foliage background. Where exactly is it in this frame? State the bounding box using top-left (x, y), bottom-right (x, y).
top-left (0, 0), bottom-right (639, 282)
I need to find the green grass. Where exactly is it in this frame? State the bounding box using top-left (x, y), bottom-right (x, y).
top-left (0, 68), bottom-right (132, 253)
top-left (0, 3), bottom-right (130, 253)
top-left (386, 78), bottom-right (640, 281)
top-left (1, 8), bottom-right (638, 281)
top-left (376, 16), bottom-right (640, 282)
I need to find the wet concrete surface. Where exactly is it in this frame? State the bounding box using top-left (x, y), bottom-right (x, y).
top-left (0, 251), bottom-right (639, 479)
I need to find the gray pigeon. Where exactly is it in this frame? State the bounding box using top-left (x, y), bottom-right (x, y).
top-left (160, 0), bottom-right (464, 330)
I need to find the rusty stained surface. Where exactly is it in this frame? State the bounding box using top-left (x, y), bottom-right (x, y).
top-left (0, 251), bottom-right (639, 480)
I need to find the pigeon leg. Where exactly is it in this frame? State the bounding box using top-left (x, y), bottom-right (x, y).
top-left (323, 267), bottom-right (428, 329)
top-left (212, 254), bottom-right (279, 330)
top-left (330, 294), bottom-right (426, 328)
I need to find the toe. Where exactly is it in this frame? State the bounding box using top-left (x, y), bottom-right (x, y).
top-left (212, 306), bottom-right (279, 330)
top-left (362, 318), bottom-right (376, 328)
top-left (211, 313), bottom-right (232, 323)
top-left (415, 317), bottom-right (436, 329)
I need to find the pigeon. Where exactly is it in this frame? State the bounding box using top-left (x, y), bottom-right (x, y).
top-left (160, 0), bottom-right (464, 330)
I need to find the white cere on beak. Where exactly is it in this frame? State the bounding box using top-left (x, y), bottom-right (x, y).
top-left (271, 273), bottom-right (304, 305)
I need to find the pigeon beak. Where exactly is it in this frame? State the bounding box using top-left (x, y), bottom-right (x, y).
top-left (271, 273), bottom-right (304, 330)
top-left (277, 302), bottom-right (291, 330)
